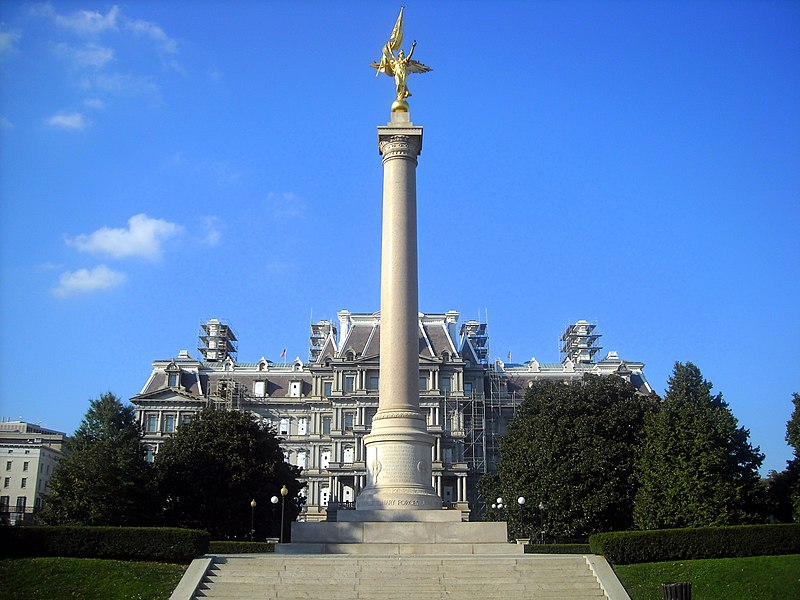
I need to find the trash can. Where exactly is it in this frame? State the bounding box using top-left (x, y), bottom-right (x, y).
top-left (662, 582), bottom-right (691, 600)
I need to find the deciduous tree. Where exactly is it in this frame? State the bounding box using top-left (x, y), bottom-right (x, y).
top-left (495, 374), bottom-right (658, 540)
top-left (154, 408), bottom-right (302, 539)
top-left (41, 393), bottom-right (154, 526)
top-left (786, 392), bottom-right (800, 520)
top-left (633, 362), bottom-right (764, 529)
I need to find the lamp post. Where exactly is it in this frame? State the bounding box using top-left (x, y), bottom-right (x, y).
top-left (538, 501), bottom-right (545, 544)
top-left (270, 495), bottom-right (279, 540)
top-left (249, 499), bottom-right (257, 541)
top-left (279, 485), bottom-right (289, 544)
top-left (517, 496), bottom-right (526, 539)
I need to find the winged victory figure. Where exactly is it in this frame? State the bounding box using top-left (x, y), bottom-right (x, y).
top-left (370, 7), bottom-right (432, 109)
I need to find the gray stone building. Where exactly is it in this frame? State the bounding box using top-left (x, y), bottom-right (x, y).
top-left (132, 315), bottom-right (651, 521)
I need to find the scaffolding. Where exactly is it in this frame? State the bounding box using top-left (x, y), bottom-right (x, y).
top-left (209, 376), bottom-right (247, 410)
top-left (309, 320), bottom-right (336, 363)
top-left (198, 319), bottom-right (238, 363)
top-left (560, 320), bottom-right (602, 364)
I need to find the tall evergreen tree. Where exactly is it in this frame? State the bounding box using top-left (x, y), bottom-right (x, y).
top-left (154, 408), bottom-right (303, 539)
top-left (41, 393), bottom-right (154, 526)
top-left (633, 362), bottom-right (764, 529)
top-left (495, 374), bottom-right (658, 539)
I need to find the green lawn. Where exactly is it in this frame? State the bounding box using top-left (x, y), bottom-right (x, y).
top-left (0, 557), bottom-right (187, 600)
top-left (613, 554), bottom-right (800, 600)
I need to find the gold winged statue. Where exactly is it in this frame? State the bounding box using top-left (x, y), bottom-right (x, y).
top-left (370, 7), bottom-right (432, 111)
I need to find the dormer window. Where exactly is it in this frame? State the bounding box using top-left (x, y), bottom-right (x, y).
top-left (254, 380), bottom-right (268, 397)
top-left (165, 363), bottom-right (180, 388)
top-left (345, 350), bottom-right (355, 361)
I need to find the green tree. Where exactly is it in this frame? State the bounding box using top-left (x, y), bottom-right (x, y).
top-left (633, 362), bottom-right (765, 529)
top-left (495, 374), bottom-right (658, 540)
top-left (786, 392), bottom-right (800, 520)
top-left (41, 393), bottom-right (154, 526)
top-left (154, 408), bottom-right (303, 539)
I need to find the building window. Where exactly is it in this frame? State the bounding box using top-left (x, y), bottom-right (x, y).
top-left (298, 418), bottom-right (307, 436)
top-left (444, 447), bottom-right (454, 465)
top-left (22, 462), bottom-right (28, 472)
top-left (419, 376), bottom-right (428, 391)
top-left (297, 451), bottom-right (307, 469)
top-left (464, 381), bottom-right (473, 395)
top-left (322, 416), bottom-right (332, 435)
top-left (344, 412), bottom-right (354, 431)
top-left (441, 377), bottom-right (451, 394)
top-left (20, 478), bottom-right (27, 489)
top-left (146, 414), bottom-right (158, 433)
top-left (3, 478), bottom-right (9, 489)
top-left (5, 461), bottom-right (10, 471)
top-left (0, 496), bottom-right (8, 512)
top-left (343, 447), bottom-right (354, 464)
top-left (289, 381), bottom-right (302, 398)
top-left (180, 414), bottom-right (193, 427)
top-left (320, 487), bottom-right (329, 507)
top-left (254, 380), bottom-right (267, 397)
top-left (321, 450), bottom-right (331, 470)
top-left (367, 375), bottom-right (379, 390)
top-left (164, 415), bottom-right (176, 434)
top-left (168, 372), bottom-right (179, 387)
top-left (323, 381), bottom-right (332, 397)
top-left (15, 496), bottom-right (26, 512)
top-left (279, 418), bottom-right (290, 436)
top-left (344, 375), bottom-right (355, 393)
top-left (145, 447), bottom-right (155, 464)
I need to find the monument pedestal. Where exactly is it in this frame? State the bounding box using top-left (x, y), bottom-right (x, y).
top-left (284, 514), bottom-right (521, 555)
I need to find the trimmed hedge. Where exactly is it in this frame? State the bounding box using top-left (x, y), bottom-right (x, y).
top-left (590, 524), bottom-right (800, 565)
top-left (209, 540), bottom-right (275, 554)
top-left (0, 526), bottom-right (209, 563)
top-left (525, 544), bottom-right (592, 554)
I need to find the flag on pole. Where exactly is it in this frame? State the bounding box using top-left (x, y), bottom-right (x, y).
top-left (280, 349), bottom-right (287, 359)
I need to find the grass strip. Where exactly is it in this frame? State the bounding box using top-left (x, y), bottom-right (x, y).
top-left (0, 557), bottom-right (186, 600)
top-left (613, 554), bottom-right (800, 600)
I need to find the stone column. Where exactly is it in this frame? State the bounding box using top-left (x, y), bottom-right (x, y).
top-left (356, 112), bottom-right (441, 512)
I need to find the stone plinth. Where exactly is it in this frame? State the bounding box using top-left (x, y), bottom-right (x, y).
top-left (283, 519), bottom-right (521, 555)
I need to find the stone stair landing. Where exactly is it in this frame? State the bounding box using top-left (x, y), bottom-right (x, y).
top-left (185, 554), bottom-right (618, 600)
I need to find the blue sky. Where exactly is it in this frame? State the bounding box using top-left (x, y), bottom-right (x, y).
top-left (1, 1), bottom-right (798, 474)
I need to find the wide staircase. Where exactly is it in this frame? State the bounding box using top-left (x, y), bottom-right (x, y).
top-left (191, 554), bottom-right (610, 600)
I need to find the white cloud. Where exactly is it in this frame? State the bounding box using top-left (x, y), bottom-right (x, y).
top-left (201, 216), bottom-right (223, 246)
top-left (67, 213), bottom-right (182, 261)
top-left (56, 42), bottom-right (114, 68)
top-left (52, 265), bottom-right (126, 297)
top-left (126, 19), bottom-right (177, 55)
top-left (46, 112), bottom-right (89, 130)
top-left (0, 115), bottom-right (13, 129)
top-left (268, 192), bottom-right (307, 220)
top-left (83, 98), bottom-right (104, 109)
top-left (84, 72), bottom-right (159, 98)
top-left (0, 27), bottom-right (22, 60)
top-left (34, 3), bottom-right (121, 36)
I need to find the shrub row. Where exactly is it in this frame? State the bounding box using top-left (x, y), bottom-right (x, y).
top-left (589, 523), bottom-right (800, 565)
top-left (0, 526), bottom-right (209, 563)
top-left (208, 540), bottom-right (275, 554)
top-left (524, 544), bottom-right (592, 554)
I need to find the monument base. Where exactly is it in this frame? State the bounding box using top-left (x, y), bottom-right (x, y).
top-left (285, 518), bottom-right (521, 555)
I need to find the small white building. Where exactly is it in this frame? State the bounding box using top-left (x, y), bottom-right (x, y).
top-left (0, 421), bottom-right (66, 525)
